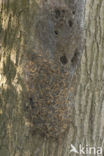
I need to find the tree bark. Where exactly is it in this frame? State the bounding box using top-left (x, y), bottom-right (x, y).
top-left (0, 0), bottom-right (104, 156)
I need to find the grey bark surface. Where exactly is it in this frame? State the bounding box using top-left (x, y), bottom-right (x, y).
top-left (0, 0), bottom-right (104, 156)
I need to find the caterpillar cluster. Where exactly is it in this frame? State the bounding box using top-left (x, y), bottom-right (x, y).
top-left (22, 0), bottom-right (84, 138)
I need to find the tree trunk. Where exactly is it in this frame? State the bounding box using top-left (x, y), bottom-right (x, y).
top-left (0, 0), bottom-right (104, 156)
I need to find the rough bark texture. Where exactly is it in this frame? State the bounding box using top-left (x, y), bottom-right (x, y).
top-left (0, 0), bottom-right (104, 156)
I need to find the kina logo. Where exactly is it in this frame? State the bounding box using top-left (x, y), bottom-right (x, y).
top-left (70, 144), bottom-right (102, 155)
